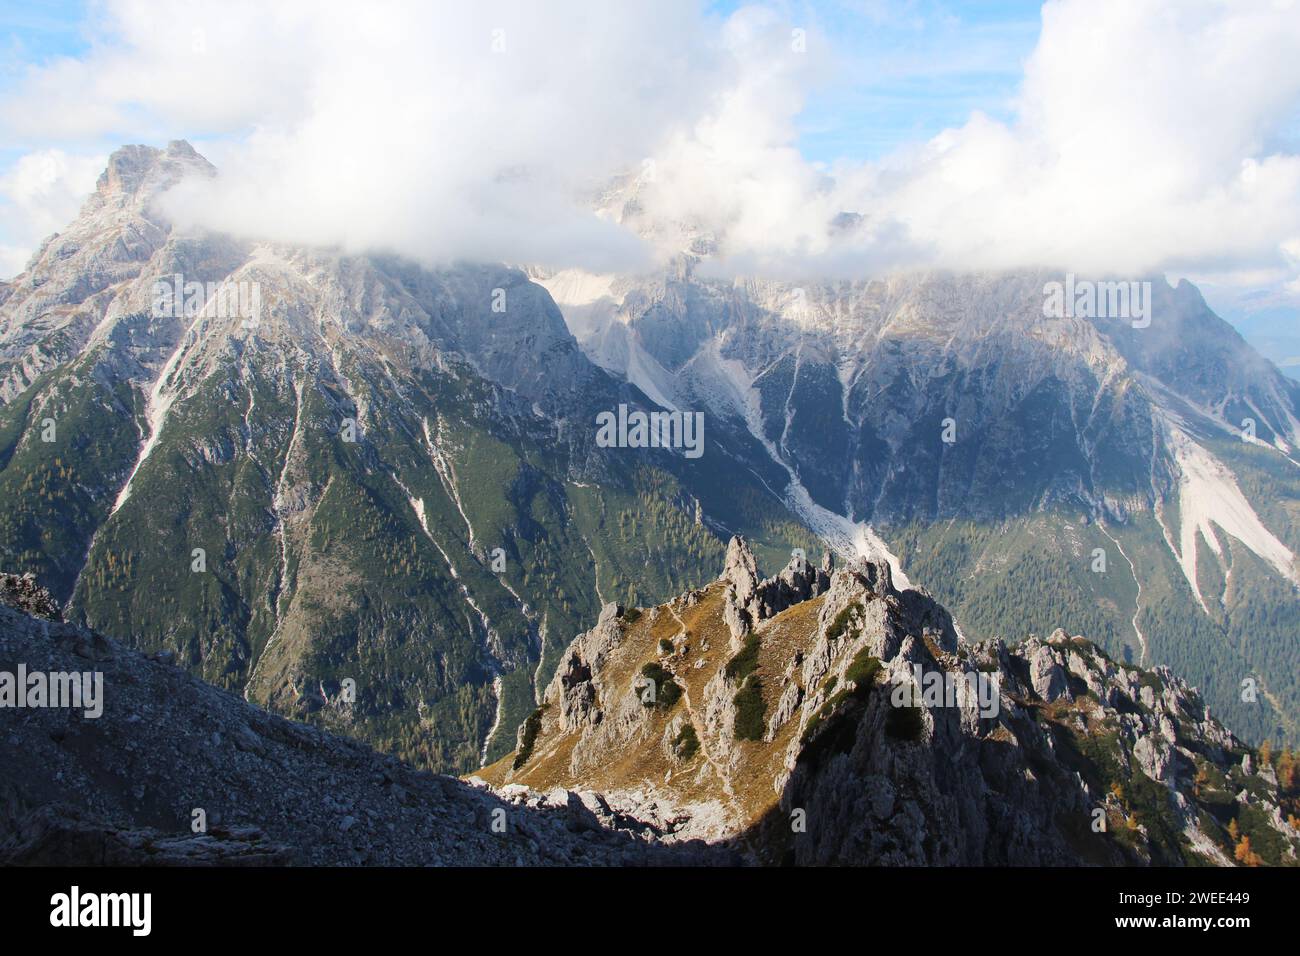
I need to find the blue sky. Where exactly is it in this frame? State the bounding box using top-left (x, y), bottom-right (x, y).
top-left (0, 0), bottom-right (89, 168)
top-left (751, 0), bottom-right (1045, 163)
top-left (0, 0), bottom-right (88, 61)
top-left (0, 0), bottom-right (1047, 166)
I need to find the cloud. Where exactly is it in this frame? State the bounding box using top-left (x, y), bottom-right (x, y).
top-left (640, 0), bottom-right (1300, 281)
top-left (2, 0), bottom-right (735, 273)
top-left (0, 148), bottom-right (105, 277)
top-left (1, 0), bottom-right (1299, 289)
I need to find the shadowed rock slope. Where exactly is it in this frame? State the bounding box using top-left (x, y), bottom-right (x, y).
top-left (0, 574), bottom-right (726, 865)
top-left (477, 538), bottom-right (1300, 866)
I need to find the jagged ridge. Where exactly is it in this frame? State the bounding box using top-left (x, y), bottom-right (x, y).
top-left (477, 538), bottom-right (1300, 866)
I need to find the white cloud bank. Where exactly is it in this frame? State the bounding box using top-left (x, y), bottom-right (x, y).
top-left (1, 0), bottom-right (1299, 288)
top-left (0, 149), bottom-right (105, 277)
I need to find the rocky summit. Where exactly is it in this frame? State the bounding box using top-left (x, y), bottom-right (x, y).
top-left (476, 537), bottom-right (1300, 866)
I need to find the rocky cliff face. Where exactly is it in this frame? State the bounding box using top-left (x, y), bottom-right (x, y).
top-left (477, 538), bottom-right (1300, 866)
top-left (0, 575), bottom-right (725, 865)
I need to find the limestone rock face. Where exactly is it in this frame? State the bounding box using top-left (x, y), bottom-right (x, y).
top-left (723, 595), bottom-right (751, 651)
top-left (478, 548), bottom-right (1299, 867)
top-left (1028, 640), bottom-right (1072, 702)
top-left (720, 536), bottom-right (832, 649)
top-left (1133, 734), bottom-right (1172, 784)
top-left (552, 603), bottom-right (626, 733)
top-left (722, 536), bottom-right (760, 647)
top-left (722, 537), bottom-right (758, 604)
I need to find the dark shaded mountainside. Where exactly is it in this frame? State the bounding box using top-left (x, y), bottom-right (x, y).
top-left (478, 539), bottom-right (1300, 866)
top-left (0, 573), bottom-right (726, 865)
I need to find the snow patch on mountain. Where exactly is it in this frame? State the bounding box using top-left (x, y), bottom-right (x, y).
top-left (395, 474), bottom-right (503, 679)
top-left (698, 337), bottom-right (911, 586)
top-left (109, 312), bottom-right (204, 516)
top-left (1165, 423), bottom-right (1298, 603)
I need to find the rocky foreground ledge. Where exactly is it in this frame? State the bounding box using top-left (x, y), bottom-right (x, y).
top-left (0, 574), bottom-right (724, 866)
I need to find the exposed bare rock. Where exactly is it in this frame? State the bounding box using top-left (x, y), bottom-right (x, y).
top-left (1133, 734), bottom-right (1173, 784)
top-left (1027, 639), bottom-right (1072, 702)
top-left (721, 536), bottom-right (760, 647)
top-left (720, 536), bottom-right (832, 649)
top-left (721, 536), bottom-right (759, 603)
top-left (477, 549), bottom-right (1300, 867)
top-left (2, 806), bottom-right (294, 866)
top-left (552, 602), bottom-right (624, 733)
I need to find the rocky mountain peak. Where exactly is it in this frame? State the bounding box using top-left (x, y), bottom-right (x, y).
top-left (86, 139), bottom-right (215, 213)
top-left (722, 535), bottom-right (836, 647)
top-left (96, 145), bottom-right (159, 198)
top-left (721, 535), bottom-right (759, 597)
top-left (477, 546), bottom-right (1300, 865)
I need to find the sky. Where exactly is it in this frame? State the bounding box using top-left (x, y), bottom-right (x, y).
top-left (0, 0), bottom-right (1298, 345)
top-left (726, 1), bottom-right (1045, 163)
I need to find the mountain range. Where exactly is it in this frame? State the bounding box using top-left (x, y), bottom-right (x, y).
top-left (1, 141), bottom-right (1297, 783)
